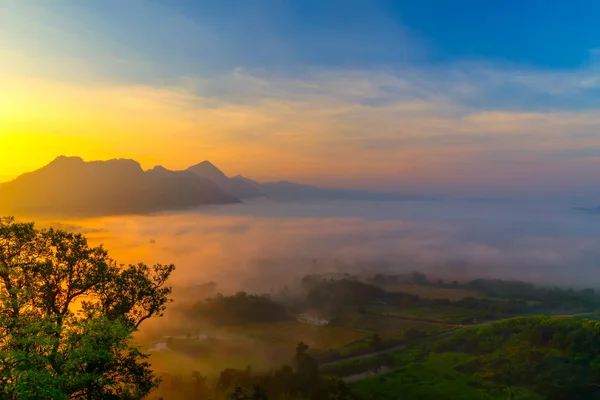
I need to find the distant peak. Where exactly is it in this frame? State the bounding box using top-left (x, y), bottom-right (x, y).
top-left (189, 160), bottom-right (219, 169)
top-left (187, 160), bottom-right (228, 179)
top-left (49, 155), bottom-right (84, 164)
top-left (43, 156), bottom-right (85, 171)
top-left (93, 158), bottom-right (143, 171)
top-left (150, 165), bottom-right (168, 172)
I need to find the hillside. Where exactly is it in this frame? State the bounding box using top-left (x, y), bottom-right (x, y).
top-left (0, 156), bottom-right (239, 217)
top-left (351, 316), bottom-right (600, 399)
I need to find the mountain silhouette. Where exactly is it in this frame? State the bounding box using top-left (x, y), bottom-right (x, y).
top-left (0, 156), bottom-right (429, 217)
top-left (0, 156), bottom-right (239, 217)
top-left (186, 161), bottom-right (228, 184)
top-left (187, 162), bottom-right (419, 202)
top-left (187, 161), bottom-right (264, 199)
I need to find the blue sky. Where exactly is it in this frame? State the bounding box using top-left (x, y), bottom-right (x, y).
top-left (4, 0), bottom-right (598, 112)
top-left (1, 0), bottom-right (600, 194)
top-left (19, 0), bottom-right (599, 71)
top-left (154, 0), bottom-right (600, 69)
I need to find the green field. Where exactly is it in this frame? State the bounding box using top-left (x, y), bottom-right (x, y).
top-left (351, 350), bottom-right (541, 400)
top-left (149, 342), bottom-right (279, 375)
top-left (343, 316), bottom-right (600, 399)
top-left (223, 320), bottom-right (366, 350)
top-left (370, 304), bottom-right (491, 324)
top-left (148, 351), bottom-right (207, 375)
top-left (332, 310), bottom-right (449, 340)
top-left (383, 284), bottom-right (481, 301)
top-left (140, 319), bottom-right (366, 384)
top-left (144, 311), bottom-right (448, 387)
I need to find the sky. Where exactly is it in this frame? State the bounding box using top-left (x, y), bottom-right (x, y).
top-left (1, 0), bottom-right (600, 195)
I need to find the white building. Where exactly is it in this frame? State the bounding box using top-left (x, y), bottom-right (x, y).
top-left (148, 342), bottom-right (170, 353)
top-left (297, 313), bottom-right (330, 326)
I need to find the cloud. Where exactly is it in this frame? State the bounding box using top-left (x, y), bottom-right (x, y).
top-left (43, 201), bottom-right (600, 292)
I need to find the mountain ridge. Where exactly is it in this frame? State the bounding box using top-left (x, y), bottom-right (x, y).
top-left (186, 161), bottom-right (263, 199)
top-left (0, 156), bottom-right (239, 217)
top-left (185, 161), bottom-right (414, 202)
top-left (0, 156), bottom-right (423, 217)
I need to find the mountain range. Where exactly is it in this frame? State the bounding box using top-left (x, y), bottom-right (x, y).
top-left (187, 161), bottom-right (263, 199)
top-left (0, 156), bottom-right (415, 217)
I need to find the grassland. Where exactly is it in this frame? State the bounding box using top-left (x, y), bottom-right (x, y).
top-left (383, 284), bottom-right (481, 300)
top-left (343, 316), bottom-right (600, 399)
top-left (144, 311), bottom-right (451, 385)
top-left (145, 335), bottom-right (277, 376)
top-left (369, 304), bottom-right (491, 324)
top-left (223, 321), bottom-right (365, 350)
top-left (332, 310), bottom-right (448, 340)
top-left (351, 350), bottom-right (541, 400)
top-left (148, 351), bottom-right (213, 376)
top-left (139, 319), bottom-right (367, 383)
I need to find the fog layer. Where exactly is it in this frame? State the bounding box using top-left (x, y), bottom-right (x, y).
top-left (43, 199), bottom-right (600, 290)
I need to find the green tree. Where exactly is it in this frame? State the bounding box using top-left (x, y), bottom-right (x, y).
top-left (227, 385), bottom-right (269, 400)
top-left (229, 386), bottom-right (248, 400)
top-left (0, 217), bottom-right (175, 399)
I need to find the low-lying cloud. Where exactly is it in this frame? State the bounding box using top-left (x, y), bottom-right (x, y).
top-left (41, 199), bottom-right (600, 292)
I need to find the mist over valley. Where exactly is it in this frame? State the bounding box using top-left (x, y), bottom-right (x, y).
top-left (39, 197), bottom-right (600, 291)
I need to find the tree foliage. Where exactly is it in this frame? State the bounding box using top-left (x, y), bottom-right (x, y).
top-left (433, 316), bottom-right (600, 399)
top-left (191, 292), bottom-right (290, 325)
top-left (0, 217), bottom-right (175, 399)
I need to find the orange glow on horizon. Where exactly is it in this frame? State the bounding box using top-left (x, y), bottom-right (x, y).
top-left (0, 74), bottom-right (439, 187)
top-left (3, 64), bottom-right (600, 191)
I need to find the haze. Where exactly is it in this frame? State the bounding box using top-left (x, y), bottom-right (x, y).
top-left (38, 198), bottom-right (600, 292)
